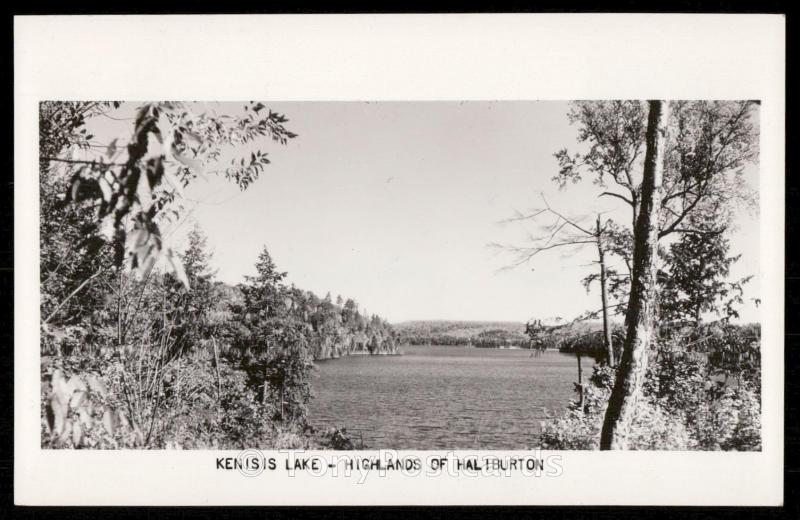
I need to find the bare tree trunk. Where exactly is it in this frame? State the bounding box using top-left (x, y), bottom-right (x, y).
top-left (212, 337), bottom-right (222, 406)
top-left (596, 215), bottom-right (614, 366)
top-left (117, 267), bottom-right (124, 347)
top-left (600, 100), bottom-right (669, 450)
top-left (280, 383), bottom-right (285, 420)
top-left (262, 341), bottom-right (270, 405)
top-left (576, 353), bottom-right (584, 410)
top-left (262, 368), bottom-right (268, 405)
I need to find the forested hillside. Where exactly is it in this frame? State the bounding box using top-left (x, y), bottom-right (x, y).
top-left (394, 319), bottom-right (616, 353)
top-left (394, 320), bottom-right (529, 347)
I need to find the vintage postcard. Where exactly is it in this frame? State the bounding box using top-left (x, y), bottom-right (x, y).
top-left (14, 14), bottom-right (785, 506)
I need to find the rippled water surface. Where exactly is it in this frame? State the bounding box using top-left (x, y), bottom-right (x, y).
top-left (309, 345), bottom-right (587, 449)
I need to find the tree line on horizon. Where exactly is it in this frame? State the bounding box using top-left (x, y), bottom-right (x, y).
top-left (394, 320), bottom-right (530, 348)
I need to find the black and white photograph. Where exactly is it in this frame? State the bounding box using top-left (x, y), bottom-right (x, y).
top-left (14, 14), bottom-right (785, 506)
top-left (37, 99), bottom-right (763, 452)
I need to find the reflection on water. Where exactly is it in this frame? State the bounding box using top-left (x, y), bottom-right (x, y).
top-left (309, 345), bottom-right (588, 449)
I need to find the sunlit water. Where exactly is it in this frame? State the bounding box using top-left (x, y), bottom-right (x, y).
top-left (309, 345), bottom-right (589, 449)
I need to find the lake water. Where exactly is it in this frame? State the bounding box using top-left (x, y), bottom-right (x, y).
top-left (309, 345), bottom-right (587, 449)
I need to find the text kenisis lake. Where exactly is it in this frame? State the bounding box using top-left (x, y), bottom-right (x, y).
top-left (215, 455), bottom-right (422, 472)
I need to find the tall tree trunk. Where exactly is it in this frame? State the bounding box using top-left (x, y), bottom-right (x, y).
top-left (262, 364), bottom-right (269, 405)
top-left (596, 215), bottom-right (614, 366)
top-left (600, 100), bottom-right (669, 450)
top-left (280, 383), bottom-right (285, 420)
top-left (212, 337), bottom-right (222, 408)
top-left (117, 267), bottom-right (124, 347)
top-left (576, 353), bottom-right (584, 409)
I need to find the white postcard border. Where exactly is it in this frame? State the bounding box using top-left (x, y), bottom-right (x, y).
top-left (14, 13), bottom-right (785, 506)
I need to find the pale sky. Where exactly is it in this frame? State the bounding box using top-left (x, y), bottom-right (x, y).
top-left (82, 101), bottom-right (760, 324)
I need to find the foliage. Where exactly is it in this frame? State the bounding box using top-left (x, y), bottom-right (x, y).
top-left (691, 384), bottom-right (761, 451)
top-left (579, 220), bottom-right (633, 318)
top-left (395, 320), bottom-right (529, 347)
top-left (659, 229), bottom-right (751, 324)
top-left (45, 101), bottom-right (297, 289)
top-left (549, 100), bottom-right (758, 328)
top-left (538, 100), bottom-right (760, 450)
top-left (40, 102), bottom-right (397, 450)
top-left (525, 319), bottom-right (624, 357)
top-left (554, 101), bottom-right (647, 194)
top-left (540, 324), bottom-right (761, 451)
top-left (41, 356), bottom-right (143, 449)
top-left (554, 100), bottom-right (758, 234)
top-left (320, 427), bottom-right (356, 450)
top-left (40, 230), bottom-right (399, 449)
top-left (40, 102), bottom-right (117, 329)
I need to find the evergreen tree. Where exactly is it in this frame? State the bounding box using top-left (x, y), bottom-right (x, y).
top-left (659, 229), bottom-right (749, 324)
top-left (233, 246), bottom-right (313, 422)
top-left (167, 224), bottom-right (217, 351)
top-left (241, 246), bottom-right (288, 320)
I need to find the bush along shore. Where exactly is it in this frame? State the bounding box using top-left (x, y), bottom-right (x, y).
top-left (539, 322), bottom-right (761, 450)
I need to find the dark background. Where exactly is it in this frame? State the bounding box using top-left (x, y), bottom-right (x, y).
top-left (1, 3), bottom-right (794, 518)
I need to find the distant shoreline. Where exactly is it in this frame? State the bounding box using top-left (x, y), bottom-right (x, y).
top-left (314, 350), bottom-right (403, 362)
top-left (398, 343), bottom-right (560, 351)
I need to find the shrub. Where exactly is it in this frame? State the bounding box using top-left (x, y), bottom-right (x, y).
top-left (539, 325), bottom-right (761, 451)
top-left (627, 397), bottom-right (693, 450)
top-left (540, 364), bottom-right (611, 450)
top-left (320, 427), bottom-right (356, 450)
top-left (692, 384), bottom-right (761, 451)
top-left (41, 348), bottom-right (312, 450)
top-left (41, 356), bottom-right (144, 449)
top-left (540, 409), bottom-right (602, 450)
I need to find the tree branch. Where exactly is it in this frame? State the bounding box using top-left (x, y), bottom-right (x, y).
top-left (43, 270), bottom-right (103, 324)
top-left (540, 193), bottom-right (595, 236)
top-left (598, 191), bottom-right (634, 206)
top-left (41, 156), bottom-right (126, 168)
top-left (669, 227), bottom-right (726, 236)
